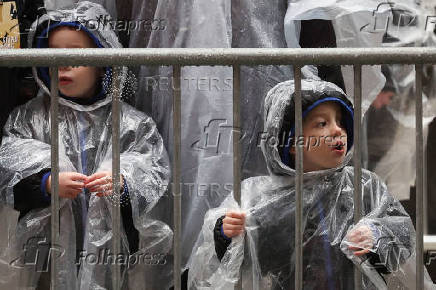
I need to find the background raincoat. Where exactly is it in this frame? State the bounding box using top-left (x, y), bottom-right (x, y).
top-left (0, 2), bottom-right (172, 289)
top-left (188, 79), bottom-right (434, 289)
top-left (123, 0), bottom-right (389, 275)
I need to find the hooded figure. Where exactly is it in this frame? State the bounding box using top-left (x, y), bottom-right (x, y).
top-left (366, 0), bottom-right (436, 200)
top-left (124, 0), bottom-right (390, 276)
top-left (188, 79), bottom-right (433, 289)
top-left (0, 2), bottom-right (172, 289)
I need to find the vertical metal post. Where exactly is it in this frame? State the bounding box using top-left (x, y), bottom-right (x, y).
top-left (111, 66), bottom-right (122, 290)
top-left (233, 65), bottom-right (242, 290)
top-left (293, 65), bottom-right (303, 290)
top-left (233, 65), bottom-right (241, 205)
top-left (415, 64), bottom-right (424, 290)
top-left (353, 65), bottom-right (362, 290)
top-left (49, 67), bottom-right (60, 290)
top-left (173, 65), bottom-right (182, 290)
top-left (424, 141), bottom-right (428, 235)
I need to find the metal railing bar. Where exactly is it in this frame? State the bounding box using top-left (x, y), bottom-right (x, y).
top-left (232, 65), bottom-right (242, 290)
top-left (294, 65), bottom-right (303, 290)
top-left (172, 65), bottom-right (182, 290)
top-left (2, 48), bottom-right (436, 67)
top-left (111, 66), bottom-right (122, 290)
top-left (49, 67), bottom-right (60, 290)
top-left (416, 63), bottom-right (424, 290)
top-left (424, 144), bottom-right (428, 235)
top-left (233, 65), bottom-right (241, 205)
top-left (353, 65), bottom-right (363, 290)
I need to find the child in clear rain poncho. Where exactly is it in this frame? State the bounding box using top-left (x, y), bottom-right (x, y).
top-left (188, 79), bottom-right (435, 289)
top-left (0, 2), bottom-right (172, 289)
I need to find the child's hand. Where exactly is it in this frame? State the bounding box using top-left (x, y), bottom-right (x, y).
top-left (46, 172), bottom-right (87, 199)
top-left (345, 225), bottom-right (374, 256)
top-left (84, 171), bottom-right (124, 197)
top-left (223, 211), bottom-right (246, 238)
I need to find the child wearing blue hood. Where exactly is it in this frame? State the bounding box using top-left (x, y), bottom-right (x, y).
top-left (188, 79), bottom-right (422, 289)
top-left (0, 2), bottom-right (171, 289)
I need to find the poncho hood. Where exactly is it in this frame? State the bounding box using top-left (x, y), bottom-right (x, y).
top-left (28, 1), bottom-right (123, 111)
top-left (262, 79), bottom-right (354, 178)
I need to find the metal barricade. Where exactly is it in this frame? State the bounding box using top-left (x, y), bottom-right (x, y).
top-left (1, 47), bottom-right (435, 289)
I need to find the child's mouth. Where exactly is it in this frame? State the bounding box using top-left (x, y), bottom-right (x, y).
top-left (332, 141), bottom-right (345, 154)
top-left (59, 76), bottom-right (73, 85)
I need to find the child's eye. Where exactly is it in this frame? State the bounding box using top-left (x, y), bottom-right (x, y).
top-left (337, 119), bottom-right (346, 128)
top-left (317, 121), bottom-right (327, 128)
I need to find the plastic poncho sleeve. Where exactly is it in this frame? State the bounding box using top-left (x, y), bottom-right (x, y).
top-left (96, 108), bottom-right (170, 242)
top-left (188, 178), bottom-right (258, 290)
top-left (341, 171), bottom-right (415, 275)
top-left (0, 103), bottom-right (76, 208)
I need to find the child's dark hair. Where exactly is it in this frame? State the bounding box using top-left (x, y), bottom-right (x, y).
top-left (278, 102), bottom-right (296, 168)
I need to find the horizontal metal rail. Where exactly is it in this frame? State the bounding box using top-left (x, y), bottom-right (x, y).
top-left (1, 47), bottom-right (436, 66)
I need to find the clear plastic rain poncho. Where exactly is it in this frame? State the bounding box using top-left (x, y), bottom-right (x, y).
top-left (0, 2), bottom-right (172, 289)
top-left (129, 0), bottom-right (294, 272)
top-left (284, 0), bottom-right (391, 112)
top-left (44, 0), bottom-right (118, 19)
top-left (365, 0), bottom-right (436, 200)
top-left (127, 0), bottom-right (390, 272)
top-left (188, 79), bottom-right (435, 290)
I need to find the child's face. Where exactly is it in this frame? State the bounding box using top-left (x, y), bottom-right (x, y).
top-left (292, 101), bottom-right (348, 172)
top-left (48, 26), bottom-right (101, 99)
